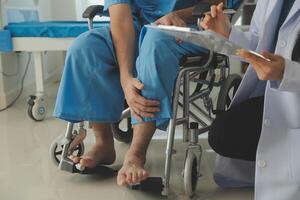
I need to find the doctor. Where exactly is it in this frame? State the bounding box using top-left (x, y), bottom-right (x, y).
top-left (201, 1), bottom-right (300, 199)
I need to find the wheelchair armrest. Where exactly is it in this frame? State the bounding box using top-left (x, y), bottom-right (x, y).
top-left (82, 5), bottom-right (104, 19)
top-left (192, 2), bottom-right (213, 18)
top-left (180, 53), bottom-right (210, 67)
top-left (180, 52), bottom-right (228, 68)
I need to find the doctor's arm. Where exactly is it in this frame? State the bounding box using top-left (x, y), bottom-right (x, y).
top-left (200, 2), bottom-right (262, 51)
top-left (109, 4), bottom-right (160, 121)
top-left (237, 50), bottom-right (300, 93)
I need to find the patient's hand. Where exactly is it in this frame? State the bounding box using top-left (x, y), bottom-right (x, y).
top-left (200, 2), bottom-right (231, 38)
top-left (122, 77), bottom-right (160, 121)
top-left (155, 12), bottom-right (187, 27)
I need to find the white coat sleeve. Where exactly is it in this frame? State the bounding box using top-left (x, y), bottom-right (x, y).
top-left (270, 60), bottom-right (300, 93)
top-left (228, 0), bottom-right (266, 51)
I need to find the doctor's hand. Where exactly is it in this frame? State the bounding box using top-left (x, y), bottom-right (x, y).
top-left (155, 12), bottom-right (187, 27)
top-left (237, 49), bottom-right (285, 80)
top-left (200, 2), bottom-right (232, 38)
top-left (122, 77), bottom-right (160, 121)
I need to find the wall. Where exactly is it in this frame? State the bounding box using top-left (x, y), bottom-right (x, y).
top-left (50, 0), bottom-right (77, 20)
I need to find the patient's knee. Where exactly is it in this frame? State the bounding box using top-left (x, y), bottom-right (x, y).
top-left (65, 28), bottom-right (114, 72)
top-left (67, 31), bottom-right (99, 57)
top-left (140, 29), bottom-right (176, 57)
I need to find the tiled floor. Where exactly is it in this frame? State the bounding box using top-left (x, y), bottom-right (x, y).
top-left (0, 81), bottom-right (253, 200)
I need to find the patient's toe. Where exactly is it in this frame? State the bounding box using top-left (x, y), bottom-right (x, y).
top-left (117, 172), bottom-right (127, 186)
top-left (69, 155), bottom-right (80, 163)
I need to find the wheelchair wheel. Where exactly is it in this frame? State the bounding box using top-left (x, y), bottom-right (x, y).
top-left (183, 151), bottom-right (199, 197)
top-left (49, 135), bottom-right (85, 166)
top-left (111, 117), bottom-right (133, 143)
top-left (216, 74), bottom-right (242, 112)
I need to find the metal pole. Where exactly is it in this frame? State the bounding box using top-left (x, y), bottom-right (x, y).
top-left (182, 72), bottom-right (190, 142)
top-left (33, 52), bottom-right (45, 95)
top-left (162, 50), bottom-right (214, 196)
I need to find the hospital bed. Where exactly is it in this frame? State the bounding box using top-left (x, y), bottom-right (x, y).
top-left (49, 1), bottom-right (247, 197)
top-left (1, 20), bottom-right (109, 120)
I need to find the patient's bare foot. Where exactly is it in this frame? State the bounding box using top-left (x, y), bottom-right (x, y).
top-left (117, 151), bottom-right (149, 186)
top-left (69, 144), bottom-right (116, 168)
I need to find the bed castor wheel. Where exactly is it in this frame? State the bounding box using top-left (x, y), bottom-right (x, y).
top-left (129, 177), bottom-right (164, 194)
top-left (27, 95), bottom-right (46, 121)
top-left (49, 134), bottom-right (85, 166)
top-left (183, 150), bottom-right (199, 197)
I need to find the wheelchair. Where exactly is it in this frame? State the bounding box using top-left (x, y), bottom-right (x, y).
top-left (50, 4), bottom-right (242, 197)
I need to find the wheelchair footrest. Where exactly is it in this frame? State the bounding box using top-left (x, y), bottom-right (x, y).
top-left (72, 165), bottom-right (117, 176)
top-left (59, 158), bottom-right (117, 176)
top-left (129, 177), bottom-right (164, 194)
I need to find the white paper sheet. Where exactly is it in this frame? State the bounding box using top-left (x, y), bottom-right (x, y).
top-left (146, 24), bottom-right (271, 62)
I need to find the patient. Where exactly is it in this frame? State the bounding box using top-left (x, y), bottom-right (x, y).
top-left (54, 0), bottom-right (223, 186)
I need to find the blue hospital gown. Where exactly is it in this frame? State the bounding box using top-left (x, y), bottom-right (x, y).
top-left (53, 0), bottom-right (211, 129)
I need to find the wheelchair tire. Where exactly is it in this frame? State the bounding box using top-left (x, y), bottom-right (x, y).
top-left (216, 74), bottom-right (242, 112)
top-left (49, 135), bottom-right (85, 166)
top-left (111, 117), bottom-right (133, 143)
top-left (183, 151), bottom-right (199, 197)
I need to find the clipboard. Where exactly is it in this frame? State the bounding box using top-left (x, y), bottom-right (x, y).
top-left (146, 24), bottom-right (271, 61)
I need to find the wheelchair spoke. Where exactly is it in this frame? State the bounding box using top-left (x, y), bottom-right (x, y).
top-left (74, 146), bottom-right (80, 151)
top-left (55, 150), bottom-right (63, 155)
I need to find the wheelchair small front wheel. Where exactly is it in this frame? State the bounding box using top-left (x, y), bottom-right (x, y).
top-left (183, 151), bottom-right (199, 197)
top-left (216, 74), bottom-right (242, 112)
top-left (49, 136), bottom-right (85, 166)
top-left (111, 117), bottom-right (133, 143)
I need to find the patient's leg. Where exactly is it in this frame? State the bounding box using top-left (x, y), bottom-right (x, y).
top-left (54, 27), bottom-right (130, 168)
top-left (69, 123), bottom-right (116, 168)
top-left (117, 122), bottom-right (155, 186)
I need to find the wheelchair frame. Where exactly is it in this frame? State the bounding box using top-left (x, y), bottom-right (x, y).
top-left (50, 4), bottom-right (242, 197)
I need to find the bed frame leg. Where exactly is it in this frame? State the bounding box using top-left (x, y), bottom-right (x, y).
top-left (33, 52), bottom-right (45, 95)
top-left (27, 52), bottom-right (47, 121)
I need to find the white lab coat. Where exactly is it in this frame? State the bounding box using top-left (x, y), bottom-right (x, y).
top-left (213, 0), bottom-right (300, 199)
